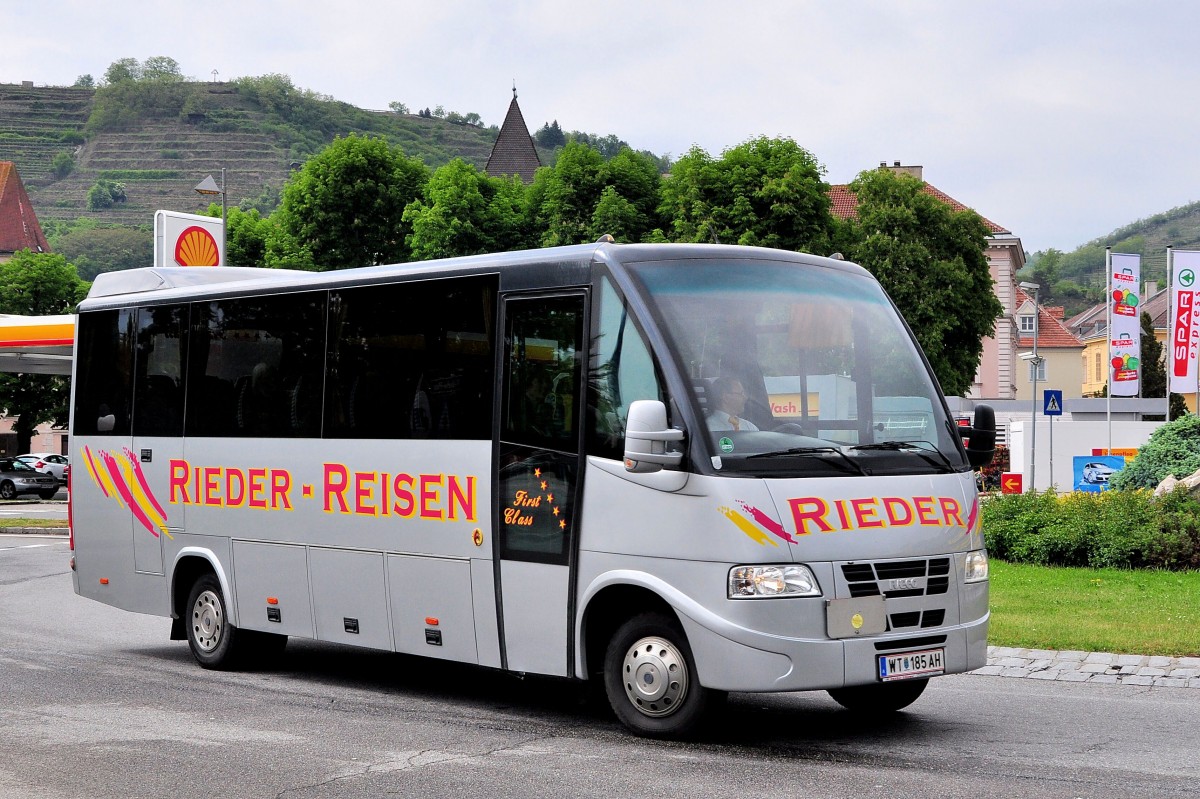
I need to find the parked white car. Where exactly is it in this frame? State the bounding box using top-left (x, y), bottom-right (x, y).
top-left (16, 453), bottom-right (68, 484)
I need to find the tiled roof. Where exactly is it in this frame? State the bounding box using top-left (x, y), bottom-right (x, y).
top-left (828, 181), bottom-right (1008, 235)
top-left (0, 162), bottom-right (50, 255)
top-left (485, 95), bottom-right (541, 183)
top-left (1015, 287), bottom-right (1083, 349)
top-left (1067, 287), bottom-right (1170, 341)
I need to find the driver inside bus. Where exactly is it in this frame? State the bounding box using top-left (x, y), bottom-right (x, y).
top-left (706, 376), bottom-right (758, 432)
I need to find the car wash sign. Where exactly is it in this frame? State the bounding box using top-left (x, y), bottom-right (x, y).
top-left (1109, 252), bottom-right (1140, 396)
top-left (154, 210), bottom-right (224, 267)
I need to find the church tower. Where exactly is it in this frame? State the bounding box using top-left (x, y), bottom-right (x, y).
top-left (485, 85), bottom-right (542, 183)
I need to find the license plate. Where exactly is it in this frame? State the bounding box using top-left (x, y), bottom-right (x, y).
top-left (878, 648), bottom-right (944, 681)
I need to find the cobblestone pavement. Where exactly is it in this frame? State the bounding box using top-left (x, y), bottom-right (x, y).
top-left (982, 646), bottom-right (1200, 687)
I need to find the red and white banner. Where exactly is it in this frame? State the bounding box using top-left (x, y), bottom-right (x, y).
top-left (1109, 253), bottom-right (1140, 396)
top-left (1169, 250), bottom-right (1200, 393)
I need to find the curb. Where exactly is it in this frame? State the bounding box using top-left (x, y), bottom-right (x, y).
top-left (0, 527), bottom-right (68, 536)
top-left (982, 645), bottom-right (1200, 687)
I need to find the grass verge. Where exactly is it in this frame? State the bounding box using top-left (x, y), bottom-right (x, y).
top-left (0, 517), bottom-right (66, 529)
top-left (989, 560), bottom-right (1200, 657)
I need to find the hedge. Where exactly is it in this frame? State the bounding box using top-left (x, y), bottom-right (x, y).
top-left (981, 488), bottom-right (1200, 570)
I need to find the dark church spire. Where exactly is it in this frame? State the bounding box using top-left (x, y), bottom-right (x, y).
top-left (485, 86), bottom-right (541, 183)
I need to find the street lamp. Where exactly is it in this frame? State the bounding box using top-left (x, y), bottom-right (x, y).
top-left (1019, 281), bottom-right (1042, 490)
top-left (194, 168), bottom-right (226, 265)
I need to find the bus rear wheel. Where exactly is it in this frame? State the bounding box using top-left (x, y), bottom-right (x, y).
top-left (186, 574), bottom-right (241, 669)
top-left (603, 612), bottom-right (719, 738)
top-left (827, 678), bottom-right (929, 714)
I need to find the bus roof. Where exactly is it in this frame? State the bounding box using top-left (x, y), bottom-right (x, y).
top-left (79, 242), bottom-right (865, 311)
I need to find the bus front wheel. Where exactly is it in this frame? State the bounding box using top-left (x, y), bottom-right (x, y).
top-left (827, 678), bottom-right (929, 713)
top-left (603, 612), bottom-right (720, 738)
top-left (186, 574), bottom-right (241, 669)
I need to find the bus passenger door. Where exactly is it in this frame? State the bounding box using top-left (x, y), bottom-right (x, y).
top-left (496, 293), bottom-right (586, 676)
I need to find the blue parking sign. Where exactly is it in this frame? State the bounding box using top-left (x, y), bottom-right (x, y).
top-left (1043, 389), bottom-right (1063, 416)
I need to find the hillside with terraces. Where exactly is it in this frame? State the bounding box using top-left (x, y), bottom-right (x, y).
top-left (1, 80), bottom-right (500, 228)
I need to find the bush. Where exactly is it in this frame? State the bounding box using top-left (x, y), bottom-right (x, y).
top-left (50, 152), bottom-right (74, 179)
top-left (1110, 414), bottom-right (1200, 490)
top-left (982, 487), bottom-right (1200, 570)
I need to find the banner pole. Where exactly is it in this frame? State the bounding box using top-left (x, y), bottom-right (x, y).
top-left (1166, 246), bottom-right (1173, 420)
top-left (1106, 247), bottom-right (1112, 454)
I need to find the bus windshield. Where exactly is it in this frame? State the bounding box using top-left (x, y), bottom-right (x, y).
top-left (625, 257), bottom-right (969, 477)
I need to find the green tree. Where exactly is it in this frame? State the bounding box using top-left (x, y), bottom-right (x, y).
top-left (0, 252), bottom-right (89, 454)
top-left (403, 159), bottom-right (531, 260)
top-left (535, 120), bottom-right (567, 149)
top-left (54, 225), bottom-right (152, 280)
top-left (1111, 414), bottom-right (1200, 490)
top-left (839, 167), bottom-right (1003, 396)
top-left (272, 134), bottom-right (429, 269)
top-left (388, 101), bottom-right (409, 114)
top-left (141, 56), bottom-right (184, 82)
top-left (530, 141), bottom-right (606, 246)
top-left (85, 179), bottom-right (127, 210)
top-left (103, 57), bottom-right (141, 85)
top-left (659, 136), bottom-right (834, 252)
top-left (50, 152), bottom-right (74, 179)
top-left (73, 74), bottom-right (95, 88)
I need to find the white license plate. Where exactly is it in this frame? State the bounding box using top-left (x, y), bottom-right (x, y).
top-left (878, 648), bottom-right (944, 681)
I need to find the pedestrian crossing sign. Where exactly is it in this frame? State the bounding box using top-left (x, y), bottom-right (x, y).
top-left (1043, 389), bottom-right (1063, 416)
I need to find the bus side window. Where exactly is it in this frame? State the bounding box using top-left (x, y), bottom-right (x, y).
top-left (73, 308), bottom-right (134, 436)
top-left (185, 292), bottom-right (326, 438)
top-left (588, 277), bottom-right (665, 460)
top-left (132, 304), bottom-right (188, 438)
top-left (325, 277), bottom-right (496, 441)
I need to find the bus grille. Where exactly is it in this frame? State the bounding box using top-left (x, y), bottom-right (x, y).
top-left (841, 557), bottom-right (951, 598)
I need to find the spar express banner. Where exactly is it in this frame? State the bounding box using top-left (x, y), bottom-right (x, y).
top-left (1109, 252), bottom-right (1141, 396)
top-left (1169, 250), bottom-right (1200, 393)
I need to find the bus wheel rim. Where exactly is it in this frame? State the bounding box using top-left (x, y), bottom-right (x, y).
top-left (192, 590), bottom-right (223, 653)
top-left (621, 635), bottom-right (688, 718)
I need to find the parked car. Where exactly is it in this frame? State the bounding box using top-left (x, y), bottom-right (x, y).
top-left (0, 458), bottom-right (60, 500)
top-left (1081, 461), bottom-right (1116, 485)
top-left (16, 453), bottom-right (68, 484)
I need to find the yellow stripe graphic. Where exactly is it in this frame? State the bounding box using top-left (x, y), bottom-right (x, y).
top-left (718, 506), bottom-right (778, 546)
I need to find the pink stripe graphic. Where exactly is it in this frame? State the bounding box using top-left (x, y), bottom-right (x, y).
top-left (738, 501), bottom-right (798, 544)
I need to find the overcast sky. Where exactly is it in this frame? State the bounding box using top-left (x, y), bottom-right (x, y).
top-left (6, 1), bottom-right (1198, 254)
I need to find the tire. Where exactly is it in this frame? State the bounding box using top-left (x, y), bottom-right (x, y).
top-left (38, 490), bottom-right (58, 500)
top-left (185, 574), bottom-right (243, 670)
top-left (827, 678), bottom-right (929, 714)
top-left (603, 612), bottom-right (721, 738)
top-left (0, 481), bottom-right (15, 500)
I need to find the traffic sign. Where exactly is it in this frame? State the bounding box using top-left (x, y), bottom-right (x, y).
top-left (1043, 389), bottom-right (1063, 417)
top-left (1001, 473), bottom-right (1023, 494)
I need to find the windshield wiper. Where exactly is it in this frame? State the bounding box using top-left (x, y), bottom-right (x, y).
top-left (850, 440), bottom-right (955, 472)
top-left (746, 446), bottom-right (869, 476)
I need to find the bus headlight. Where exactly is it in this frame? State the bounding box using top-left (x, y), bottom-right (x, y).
top-left (964, 549), bottom-right (989, 583)
top-left (729, 565), bottom-right (821, 598)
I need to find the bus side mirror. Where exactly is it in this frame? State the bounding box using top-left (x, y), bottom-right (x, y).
top-left (960, 404), bottom-right (996, 469)
top-left (624, 400), bottom-right (684, 474)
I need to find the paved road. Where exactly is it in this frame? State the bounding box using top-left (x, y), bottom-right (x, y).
top-left (3, 535), bottom-right (1199, 799)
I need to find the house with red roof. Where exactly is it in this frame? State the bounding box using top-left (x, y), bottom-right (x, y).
top-left (830, 162), bottom-right (1037, 405)
top-left (1012, 286), bottom-right (1083, 401)
top-left (0, 161), bottom-right (50, 260)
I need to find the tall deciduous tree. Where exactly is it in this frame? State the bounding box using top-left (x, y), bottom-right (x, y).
top-left (659, 136), bottom-right (834, 253)
top-left (272, 134), bottom-right (428, 269)
top-left (530, 142), bottom-right (662, 246)
top-left (840, 168), bottom-right (1003, 397)
top-left (403, 159), bottom-right (531, 260)
top-left (0, 252), bottom-right (89, 453)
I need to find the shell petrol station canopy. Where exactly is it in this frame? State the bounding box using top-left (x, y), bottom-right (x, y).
top-left (0, 313), bottom-right (73, 375)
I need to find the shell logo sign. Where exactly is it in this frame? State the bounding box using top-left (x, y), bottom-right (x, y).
top-left (154, 210), bottom-right (224, 268)
top-left (174, 225), bottom-right (220, 266)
